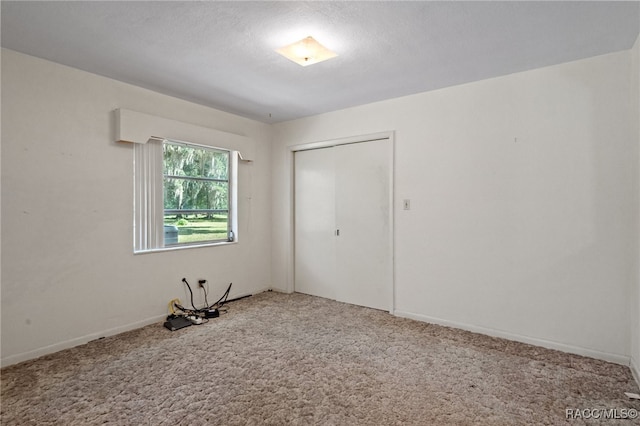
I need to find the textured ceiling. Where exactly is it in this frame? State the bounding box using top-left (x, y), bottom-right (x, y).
top-left (2, 1), bottom-right (639, 123)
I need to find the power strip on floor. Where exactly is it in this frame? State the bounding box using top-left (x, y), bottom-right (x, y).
top-left (164, 316), bottom-right (192, 331)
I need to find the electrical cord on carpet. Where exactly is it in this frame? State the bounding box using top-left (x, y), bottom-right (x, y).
top-left (164, 280), bottom-right (234, 331)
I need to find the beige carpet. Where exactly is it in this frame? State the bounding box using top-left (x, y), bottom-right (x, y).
top-left (2, 291), bottom-right (639, 425)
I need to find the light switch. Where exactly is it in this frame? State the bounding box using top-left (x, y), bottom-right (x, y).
top-left (403, 199), bottom-right (411, 210)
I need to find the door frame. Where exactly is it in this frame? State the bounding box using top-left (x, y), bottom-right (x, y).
top-left (288, 131), bottom-right (395, 314)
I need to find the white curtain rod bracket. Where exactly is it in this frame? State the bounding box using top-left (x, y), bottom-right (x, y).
top-left (238, 152), bottom-right (253, 164)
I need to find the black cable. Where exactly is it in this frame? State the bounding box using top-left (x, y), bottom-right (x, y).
top-left (222, 286), bottom-right (231, 305)
top-left (173, 301), bottom-right (195, 316)
top-left (209, 283), bottom-right (232, 309)
top-left (175, 280), bottom-right (234, 319)
top-left (181, 279), bottom-right (227, 312)
top-left (223, 294), bottom-right (251, 304)
top-left (218, 287), bottom-right (230, 307)
top-left (182, 278), bottom-right (197, 311)
top-left (202, 284), bottom-right (210, 308)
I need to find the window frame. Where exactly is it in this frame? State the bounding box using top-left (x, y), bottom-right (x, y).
top-left (163, 140), bottom-right (232, 246)
top-left (134, 137), bottom-right (238, 254)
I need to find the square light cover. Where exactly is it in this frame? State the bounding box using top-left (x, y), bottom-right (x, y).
top-left (276, 36), bottom-right (337, 66)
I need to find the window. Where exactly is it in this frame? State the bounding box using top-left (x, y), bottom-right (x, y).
top-left (134, 138), bottom-right (237, 252)
top-left (163, 141), bottom-right (231, 245)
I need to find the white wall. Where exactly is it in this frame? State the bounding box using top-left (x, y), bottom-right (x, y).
top-left (272, 50), bottom-right (636, 363)
top-left (1, 49), bottom-right (273, 366)
top-left (632, 34), bottom-right (640, 378)
top-left (3, 43), bottom-right (638, 368)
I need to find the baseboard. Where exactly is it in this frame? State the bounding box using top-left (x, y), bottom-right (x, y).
top-left (394, 310), bottom-right (630, 366)
top-left (5, 296), bottom-right (630, 372)
top-left (1, 313), bottom-right (166, 368)
top-left (1, 289), bottom-right (266, 368)
top-left (630, 357), bottom-right (640, 388)
top-left (268, 287), bottom-right (294, 294)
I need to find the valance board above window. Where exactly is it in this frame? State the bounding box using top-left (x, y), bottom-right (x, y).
top-left (114, 108), bottom-right (253, 163)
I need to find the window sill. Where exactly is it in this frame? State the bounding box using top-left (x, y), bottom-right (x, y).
top-left (134, 240), bottom-right (237, 255)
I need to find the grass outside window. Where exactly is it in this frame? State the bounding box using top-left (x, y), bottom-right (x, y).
top-left (164, 213), bottom-right (229, 245)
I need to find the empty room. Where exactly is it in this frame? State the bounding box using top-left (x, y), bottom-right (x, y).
top-left (2, 1), bottom-right (640, 424)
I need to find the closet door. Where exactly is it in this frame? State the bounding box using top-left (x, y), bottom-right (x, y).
top-left (294, 148), bottom-right (336, 300)
top-left (335, 140), bottom-right (391, 311)
top-left (294, 139), bottom-right (391, 311)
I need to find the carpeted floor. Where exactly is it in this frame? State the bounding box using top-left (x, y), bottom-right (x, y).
top-left (2, 291), bottom-right (639, 425)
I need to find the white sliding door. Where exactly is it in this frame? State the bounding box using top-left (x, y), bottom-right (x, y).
top-left (294, 147), bottom-right (336, 300)
top-left (334, 140), bottom-right (391, 310)
top-left (294, 138), bottom-right (392, 311)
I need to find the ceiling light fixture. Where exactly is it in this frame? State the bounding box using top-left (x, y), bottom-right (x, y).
top-left (275, 36), bottom-right (337, 66)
